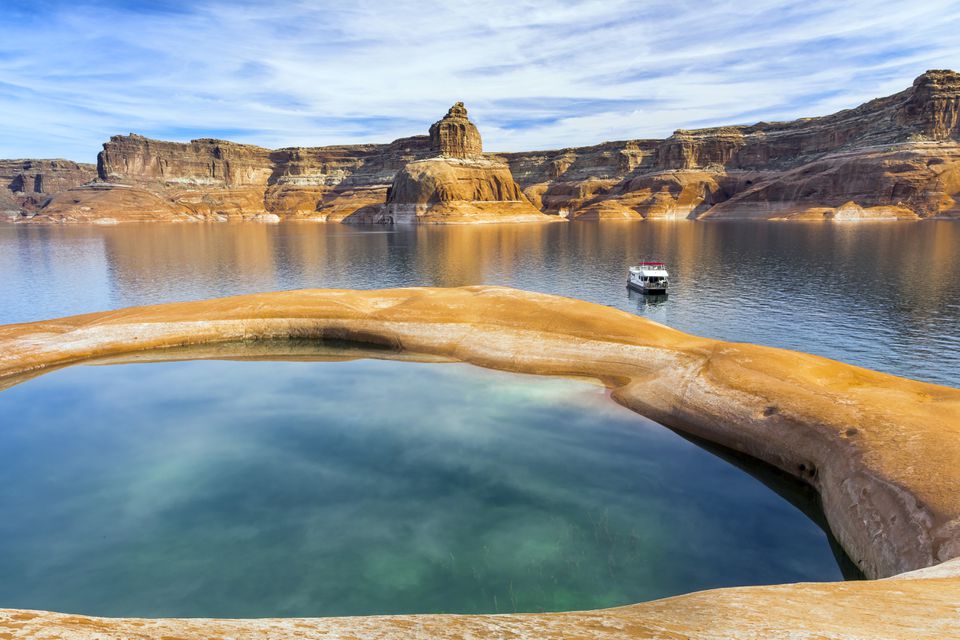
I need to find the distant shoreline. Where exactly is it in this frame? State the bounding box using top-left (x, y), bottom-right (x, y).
top-left (3, 70), bottom-right (959, 224)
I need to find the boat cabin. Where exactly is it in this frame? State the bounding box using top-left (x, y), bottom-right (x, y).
top-left (627, 262), bottom-right (669, 294)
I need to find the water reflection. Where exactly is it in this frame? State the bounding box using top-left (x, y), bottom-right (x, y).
top-left (0, 350), bottom-right (843, 618)
top-left (628, 289), bottom-right (669, 310)
top-left (0, 221), bottom-right (957, 386)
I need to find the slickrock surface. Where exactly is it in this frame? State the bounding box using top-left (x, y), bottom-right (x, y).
top-left (0, 159), bottom-right (96, 218)
top-left (2, 566), bottom-right (960, 639)
top-left (1, 286), bottom-right (958, 578)
top-left (7, 70), bottom-right (959, 223)
top-left (0, 286), bottom-right (958, 637)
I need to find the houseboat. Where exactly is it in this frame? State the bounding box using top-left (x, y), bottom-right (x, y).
top-left (627, 262), bottom-right (669, 294)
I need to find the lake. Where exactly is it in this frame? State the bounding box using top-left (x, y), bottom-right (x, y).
top-left (0, 219), bottom-right (956, 616)
top-left (1, 220), bottom-right (957, 386)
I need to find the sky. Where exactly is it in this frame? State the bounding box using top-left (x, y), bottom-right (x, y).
top-left (2, 0), bottom-right (959, 162)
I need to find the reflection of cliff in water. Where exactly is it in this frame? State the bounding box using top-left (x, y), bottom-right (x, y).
top-left (39, 220), bottom-right (958, 387)
top-left (673, 431), bottom-right (866, 581)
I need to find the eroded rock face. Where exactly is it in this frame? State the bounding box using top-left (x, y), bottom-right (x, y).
top-left (508, 70), bottom-right (960, 219)
top-left (389, 159), bottom-right (524, 204)
top-left (38, 184), bottom-right (187, 224)
top-left (701, 145), bottom-right (960, 219)
top-left (648, 70), bottom-right (960, 173)
top-left (345, 103), bottom-right (549, 223)
top-left (89, 134), bottom-right (435, 221)
top-left (572, 170), bottom-right (734, 220)
top-left (369, 157), bottom-right (549, 223)
top-left (12, 70), bottom-right (960, 222)
top-left (0, 159), bottom-right (96, 218)
top-left (898, 69), bottom-right (960, 141)
top-left (429, 101), bottom-right (483, 158)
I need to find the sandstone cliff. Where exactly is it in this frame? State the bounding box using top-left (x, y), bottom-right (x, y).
top-left (12, 69), bottom-right (960, 222)
top-left (38, 133), bottom-right (435, 223)
top-left (367, 157), bottom-right (550, 223)
top-left (503, 69), bottom-right (960, 220)
top-left (429, 101), bottom-right (483, 158)
top-left (349, 103), bottom-right (550, 223)
top-left (1, 159), bottom-right (96, 218)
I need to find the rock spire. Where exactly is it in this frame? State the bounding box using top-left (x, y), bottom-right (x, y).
top-left (429, 102), bottom-right (483, 158)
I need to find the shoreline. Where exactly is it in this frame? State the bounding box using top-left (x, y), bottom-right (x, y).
top-left (4, 214), bottom-right (958, 226)
top-left (0, 286), bottom-right (958, 637)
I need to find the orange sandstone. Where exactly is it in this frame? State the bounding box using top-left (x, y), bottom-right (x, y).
top-left (0, 286), bottom-right (959, 638)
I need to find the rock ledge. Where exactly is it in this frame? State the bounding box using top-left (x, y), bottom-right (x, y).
top-left (0, 286), bottom-right (959, 638)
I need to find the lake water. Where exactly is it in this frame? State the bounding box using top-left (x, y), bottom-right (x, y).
top-left (1, 221), bottom-right (957, 386)
top-left (0, 352), bottom-right (844, 618)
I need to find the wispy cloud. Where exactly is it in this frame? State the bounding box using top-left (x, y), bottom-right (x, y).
top-left (1, 0), bottom-right (959, 160)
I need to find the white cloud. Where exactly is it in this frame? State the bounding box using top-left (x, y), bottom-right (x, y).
top-left (0, 0), bottom-right (958, 160)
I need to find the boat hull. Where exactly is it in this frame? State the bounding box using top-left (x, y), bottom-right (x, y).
top-left (627, 281), bottom-right (667, 295)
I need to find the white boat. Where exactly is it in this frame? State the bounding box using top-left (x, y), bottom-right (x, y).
top-left (627, 262), bottom-right (669, 294)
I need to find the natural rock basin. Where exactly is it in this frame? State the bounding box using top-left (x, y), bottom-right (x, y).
top-left (0, 286), bottom-right (958, 638)
top-left (0, 342), bottom-right (846, 618)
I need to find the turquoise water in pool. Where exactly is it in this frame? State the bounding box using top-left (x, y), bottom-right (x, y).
top-left (0, 352), bottom-right (843, 618)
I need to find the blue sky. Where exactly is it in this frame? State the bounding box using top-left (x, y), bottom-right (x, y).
top-left (2, 0), bottom-right (959, 161)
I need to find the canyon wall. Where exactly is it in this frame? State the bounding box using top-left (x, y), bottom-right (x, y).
top-left (45, 133), bottom-right (436, 223)
top-left (1, 159), bottom-right (96, 218)
top-left (502, 69), bottom-right (960, 220)
top-left (10, 69), bottom-right (960, 223)
top-left (369, 103), bottom-right (551, 223)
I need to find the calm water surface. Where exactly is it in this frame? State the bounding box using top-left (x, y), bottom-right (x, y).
top-left (1, 221), bottom-right (957, 386)
top-left (0, 354), bottom-right (843, 618)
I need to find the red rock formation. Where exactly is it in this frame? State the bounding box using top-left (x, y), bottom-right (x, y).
top-left (429, 101), bottom-right (483, 158)
top-left (898, 69), bottom-right (960, 141)
top-left (1, 159), bottom-right (96, 218)
top-left (351, 104), bottom-right (550, 223)
top-left (368, 157), bottom-right (549, 224)
top-left (37, 184), bottom-right (190, 224)
top-left (497, 140), bottom-right (657, 216)
top-left (551, 70), bottom-right (960, 220)
top-left (13, 69), bottom-right (960, 222)
top-left (73, 134), bottom-right (434, 221)
top-left (703, 146), bottom-right (960, 220)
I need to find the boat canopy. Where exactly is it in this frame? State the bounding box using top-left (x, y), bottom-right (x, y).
top-left (630, 263), bottom-right (668, 274)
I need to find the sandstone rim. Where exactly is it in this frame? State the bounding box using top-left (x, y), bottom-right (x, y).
top-left (0, 286), bottom-right (958, 638)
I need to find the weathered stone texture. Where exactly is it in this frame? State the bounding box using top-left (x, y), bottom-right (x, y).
top-left (9, 70), bottom-right (960, 222)
top-left (429, 101), bottom-right (483, 158)
top-left (0, 159), bottom-right (96, 217)
top-left (0, 286), bottom-right (959, 637)
top-left (373, 157), bottom-right (549, 223)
